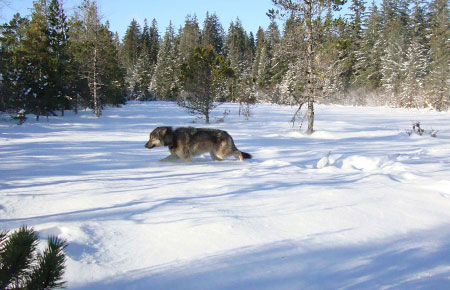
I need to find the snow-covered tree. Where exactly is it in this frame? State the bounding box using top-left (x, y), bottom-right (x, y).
top-left (380, 12), bottom-right (407, 105)
top-left (426, 0), bottom-right (450, 111)
top-left (178, 14), bottom-right (201, 62)
top-left (399, 0), bottom-right (429, 108)
top-left (152, 22), bottom-right (179, 100)
top-left (354, 0), bottom-right (383, 90)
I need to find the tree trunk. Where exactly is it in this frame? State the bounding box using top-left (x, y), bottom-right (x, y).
top-left (93, 45), bottom-right (101, 117)
top-left (307, 99), bottom-right (314, 134)
top-left (74, 94), bottom-right (78, 114)
top-left (305, 0), bottom-right (315, 135)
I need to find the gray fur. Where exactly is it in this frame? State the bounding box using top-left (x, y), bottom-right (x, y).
top-left (145, 126), bottom-right (252, 162)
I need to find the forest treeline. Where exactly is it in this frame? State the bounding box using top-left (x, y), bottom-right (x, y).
top-left (0, 0), bottom-right (449, 121)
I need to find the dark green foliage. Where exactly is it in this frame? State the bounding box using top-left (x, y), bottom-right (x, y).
top-left (0, 226), bottom-right (67, 290)
top-left (0, 13), bottom-right (29, 113)
top-left (26, 237), bottom-right (67, 290)
top-left (201, 12), bottom-right (224, 55)
top-left (68, 0), bottom-right (125, 116)
top-left (120, 19), bottom-right (142, 69)
top-left (0, 227), bottom-right (38, 289)
top-left (0, 0), bottom-right (124, 121)
top-left (179, 45), bottom-right (233, 123)
top-left (1, 1), bottom-right (449, 119)
top-left (48, 0), bottom-right (71, 115)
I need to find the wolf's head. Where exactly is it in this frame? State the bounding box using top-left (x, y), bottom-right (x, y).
top-left (145, 126), bottom-right (173, 149)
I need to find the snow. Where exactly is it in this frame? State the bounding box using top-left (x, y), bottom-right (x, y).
top-left (1, 102), bottom-right (450, 289)
top-left (316, 151), bottom-right (331, 169)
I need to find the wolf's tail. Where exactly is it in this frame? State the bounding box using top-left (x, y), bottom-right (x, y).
top-left (241, 151), bottom-right (252, 159)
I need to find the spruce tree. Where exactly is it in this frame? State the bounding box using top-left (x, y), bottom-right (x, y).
top-left (178, 14), bottom-right (201, 62)
top-left (22, 0), bottom-right (56, 120)
top-left (354, 0), bottom-right (383, 90)
top-left (201, 12), bottom-right (224, 55)
top-left (271, 15), bottom-right (303, 86)
top-left (69, 0), bottom-right (124, 116)
top-left (152, 22), bottom-right (179, 100)
top-left (0, 14), bottom-right (29, 113)
top-left (252, 26), bottom-right (265, 81)
top-left (179, 45), bottom-right (233, 123)
top-left (224, 19), bottom-right (253, 103)
top-left (47, 0), bottom-right (71, 115)
top-left (347, 0), bottom-right (366, 88)
top-left (426, 0), bottom-right (450, 111)
top-left (399, 0), bottom-right (429, 108)
top-left (148, 19), bottom-right (160, 65)
top-left (141, 18), bottom-right (151, 56)
top-left (121, 19), bottom-right (142, 69)
top-left (98, 21), bottom-right (125, 106)
top-left (272, 0), bottom-right (347, 134)
top-left (380, 0), bottom-right (408, 105)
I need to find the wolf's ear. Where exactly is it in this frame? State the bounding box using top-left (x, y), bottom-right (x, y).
top-left (158, 127), bottom-right (167, 135)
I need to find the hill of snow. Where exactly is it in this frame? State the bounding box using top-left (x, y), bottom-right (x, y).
top-left (1, 102), bottom-right (450, 289)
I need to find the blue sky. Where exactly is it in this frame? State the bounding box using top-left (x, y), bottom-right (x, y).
top-left (1, 0), bottom-right (277, 37)
top-left (1, 0), bottom-right (382, 38)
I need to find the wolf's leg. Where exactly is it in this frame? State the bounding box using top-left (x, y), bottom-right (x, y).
top-left (160, 154), bottom-right (179, 162)
top-left (232, 150), bottom-right (243, 161)
top-left (210, 151), bottom-right (224, 161)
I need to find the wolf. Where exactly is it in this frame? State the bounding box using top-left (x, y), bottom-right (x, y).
top-left (145, 126), bottom-right (252, 162)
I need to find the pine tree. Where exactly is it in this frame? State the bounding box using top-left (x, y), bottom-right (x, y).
top-left (201, 12), bottom-right (224, 55)
top-left (271, 15), bottom-right (303, 86)
top-left (0, 226), bottom-right (67, 290)
top-left (135, 49), bottom-right (154, 100)
top-left (148, 18), bottom-right (160, 65)
top-left (179, 45), bottom-right (233, 123)
top-left (152, 22), bottom-right (179, 100)
top-left (265, 19), bottom-right (281, 52)
top-left (0, 13), bottom-right (29, 113)
top-left (248, 31), bottom-right (255, 62)
top-left (279, 58), bottom-right (305, 105)
top-left (354, 0), bottom-right (383, 90)
top-left (70, 0), bottom-right (124, 116)
top-left (252, 26), bottom-right (265, 81)
top-left (141, 18), bottom-right (151, 55)
top-left (399, 0), bottom-right (429, 108)
top-left (178, 14), bottom-right (201, 62)
top-left (121, 19), bottom-right (142, 69)
top-left (73, 0), bottom-right (103, 116)
top-left (256, 42), bottom-right (271, 87)
top-left (380, 0), bottom-right (408, 105)
top-left (426, 0), bottom-right (450, 111)
top-left (347, 0), bottom-right (366, 88)
top-left (254, 20), bottom-right (280, 88)
top-left (47, 0), bottom-right (71, 115)
top-left (21, 0), bottom-right (56, 120)
top-left (272, 0), bottom-right (347, 134)
top-left (224, 19), bottom-right (253, 103)
top-left (98, 21), bottom-right (125, 106)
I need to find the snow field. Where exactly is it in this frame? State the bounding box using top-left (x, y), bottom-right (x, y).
top-left (1, 102), bottom-right (450, 289)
